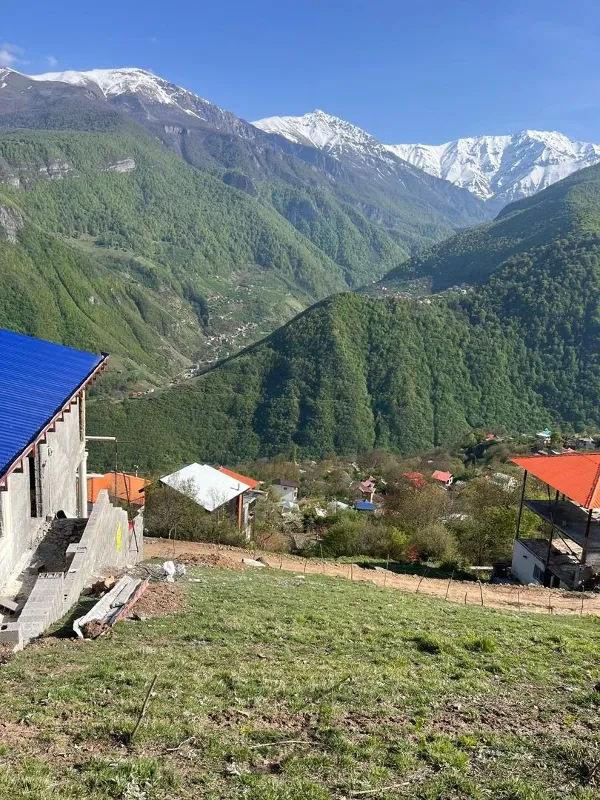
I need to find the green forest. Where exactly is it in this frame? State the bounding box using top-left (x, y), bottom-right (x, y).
top-left (88, 213), bottom-right (600, 470)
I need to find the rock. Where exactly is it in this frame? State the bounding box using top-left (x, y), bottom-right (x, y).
top-left (103, 158), bottom-right (136, 173)
top-left (0, 203), bottom-right (24, 244)
top-left (242, 558), bottom-right (267, 568)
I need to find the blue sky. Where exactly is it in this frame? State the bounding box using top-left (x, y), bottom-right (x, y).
top-left (2, 0), bottom-right (599, 143)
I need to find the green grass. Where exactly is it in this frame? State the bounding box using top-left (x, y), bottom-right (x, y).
top-left (0, 567), bottom-right (599, 798)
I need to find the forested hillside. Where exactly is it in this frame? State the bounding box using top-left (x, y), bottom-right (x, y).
top-left (378, 162), bottom-right (600, 291)
top-left (88, 169), bottom-right (600, 470)
top-left (0, 128), bottom-right (408, 387)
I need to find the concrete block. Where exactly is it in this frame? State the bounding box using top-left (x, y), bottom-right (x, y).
top-left (0, 622), bottom-right (22, 646)
top-left (0, 597), bottom-right (18, 614)
top-left (242, 558), bottom-right (267, 567)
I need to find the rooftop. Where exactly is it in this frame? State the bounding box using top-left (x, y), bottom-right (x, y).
top-left (511, 453), bottom-right (600, 509)
top-left (275, 479), bottom-right (299, 488)
top-left (218, 467), bottom-right (260, 490)
top-left (161, 463), bottom-right (250, 512)
top-left (432, 470), bottom-right (453, 482)
top-left (0, 329), bottom-right (105, 482)
top-left (87, 472), bottom-right (149, 506)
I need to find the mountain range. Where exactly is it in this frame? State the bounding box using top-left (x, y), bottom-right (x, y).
top-left (254, 111), bottom-right (600, 209)
top-left (1, 66), bottom-right (600, 466)
top-left (0, 66), bottom-right (491, 391)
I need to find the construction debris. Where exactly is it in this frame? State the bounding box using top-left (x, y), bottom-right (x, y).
top-left (0, 597), bottom-right (18, 615)
top-left (90, 576), bottom-right (117, 596)
top-left (73, 575), bottom-right (149, 639)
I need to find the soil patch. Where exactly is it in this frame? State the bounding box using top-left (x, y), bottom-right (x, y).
top-left (82, 620), bottom-right (108, 639)
top-left (176, 551), bottom-right (246, 570)
top-left (0, 643), bottom-right (15, 665)
top-left (130, 583), bottom-right (184, 619)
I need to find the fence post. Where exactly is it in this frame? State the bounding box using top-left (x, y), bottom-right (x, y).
top-left (445, 571), bottom-right (454, 601)
top-left (479, 581), bottom-right (484, 607)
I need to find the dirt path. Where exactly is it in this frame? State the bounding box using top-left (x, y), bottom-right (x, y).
top-left (143, 538), bottom-right (600, 617)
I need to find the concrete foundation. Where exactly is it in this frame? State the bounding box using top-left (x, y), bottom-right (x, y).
top-left (0, 491), bottom-right (143, 646)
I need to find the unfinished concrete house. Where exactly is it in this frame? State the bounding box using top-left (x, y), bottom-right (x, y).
top-left (511, 453), bottom-right (600, 590)
top-left (0, 329), bottom-right (143, 648)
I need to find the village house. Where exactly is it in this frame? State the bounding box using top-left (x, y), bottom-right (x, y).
top-left (160, 463), bottom-right (260, 538)
top-left (432, 470), bottom-right (453, 488)
top-left (271, 479), bottom-right (299, 503)
top-left (357, 476), bottom-right (376, 502)
top-left (0, 329), bottom-right (143, 648)
top-left (511, 453), bottom-right (600, 589)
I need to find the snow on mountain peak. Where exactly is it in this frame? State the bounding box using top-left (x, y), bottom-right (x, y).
top-left (252, 109), bottom-right (382, 156)
top-left (386, 131), bottom-right (600, 203)
top-left (28, 67), bottom-right (212, 111)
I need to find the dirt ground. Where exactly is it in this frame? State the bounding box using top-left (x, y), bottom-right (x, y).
top-left (130, 582), bottom-right (184, 619)
top-left (143, 538), bottom-right (600, 616)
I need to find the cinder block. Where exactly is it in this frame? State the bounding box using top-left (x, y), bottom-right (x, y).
top-left (0, 622), bottom-right (22, 646)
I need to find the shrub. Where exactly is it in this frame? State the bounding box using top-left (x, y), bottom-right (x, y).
top-left (463, 636), bottom-right (497, 653)
top-left (410, 523), bottom-right (458, 562)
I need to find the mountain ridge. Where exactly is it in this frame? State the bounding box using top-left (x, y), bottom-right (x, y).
top-left (386, 130), bottom-right (600, 206)
top-left (253, 108), bottom-right (600, 209)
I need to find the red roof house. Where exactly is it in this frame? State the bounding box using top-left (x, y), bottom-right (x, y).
top-left (432, 470), bottom-right (453, 487)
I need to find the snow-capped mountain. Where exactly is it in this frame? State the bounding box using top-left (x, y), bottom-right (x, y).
top-left (28, 67), bottom-right (213, 119)
top-left (253, 109), bottom-right (411, 178)
top-left (386, 132), bottom-right (600, 205)
top-left (253, 109), bottom-right (386, 159)
top-left (0, 68), bottom-right (489, 229)
top-left (252, 109), bottom-right (488, 222)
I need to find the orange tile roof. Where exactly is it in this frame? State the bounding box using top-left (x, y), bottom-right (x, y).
top-left (88, 472), bottom-right (149, 505)
top-left (432, 470), bottom-right (453, 482)
top-left (218, 467), bottom-right (260, 490)
top-left (510, 453), bottom-right (600, 509)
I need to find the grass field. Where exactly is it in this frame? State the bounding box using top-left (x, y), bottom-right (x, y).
top-left (0, 567), bottom-right (599, 799)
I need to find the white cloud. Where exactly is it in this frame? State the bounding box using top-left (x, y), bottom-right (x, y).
top-left (47, 55), bottom-right (58, 67)
top-left (0, 42), bottom-right (24, 67)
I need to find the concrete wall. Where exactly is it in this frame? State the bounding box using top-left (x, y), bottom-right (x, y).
top-left (0, 399), bottom-right (84, 591)
top-left (4, 491), bottom-right (144, 646)
top-left (512, 539), bottom-right (545, 586)
top-left (38, 400), bottom-right (83, 518)
top-left (0, 466), bottom-right (34, 589)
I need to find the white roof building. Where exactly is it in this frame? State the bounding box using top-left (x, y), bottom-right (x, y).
top-left (160, 463), bottom-right (250, 512)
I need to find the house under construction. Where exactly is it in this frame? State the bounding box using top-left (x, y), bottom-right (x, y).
top-left (511, 453), bottom-right (600, 589)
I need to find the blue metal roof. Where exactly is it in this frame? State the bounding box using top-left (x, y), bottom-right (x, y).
top-left (355, 500), bottom-right (376, 511)
top-left (0, 329), bottom-right (104, 480)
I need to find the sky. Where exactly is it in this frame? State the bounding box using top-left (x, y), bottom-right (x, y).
top-left (2, 0), bottom-right (600, 144)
